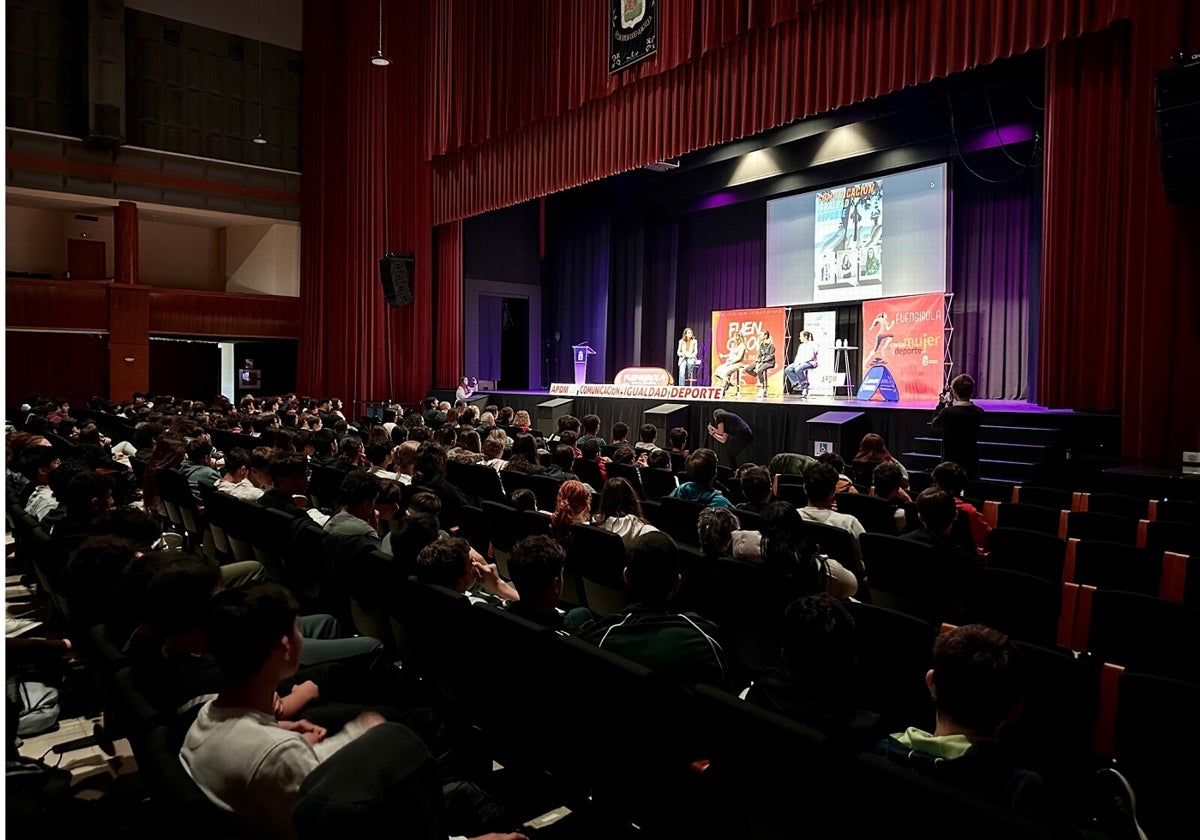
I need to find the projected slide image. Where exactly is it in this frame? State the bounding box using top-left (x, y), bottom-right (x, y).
top-left (815, 179), bottom-right (883, 294)
top-left (765, 162), bottom-right (946, 308)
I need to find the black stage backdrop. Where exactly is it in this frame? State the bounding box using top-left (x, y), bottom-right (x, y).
top-left (544, 157), bottom-right (1040, 401)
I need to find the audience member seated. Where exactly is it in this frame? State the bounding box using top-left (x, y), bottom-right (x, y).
top-left (502, 434), bottom-right (544, 475)
top-left (180, 438), bottom-right (222, 503)
top-left (610, 422), bottom-right (630, 446)
top-left (365, 440), bottom-right (399, 480)
top-left (646, 448), bottom-right (674, 471)
top-left (141, 436), bottom-right (186, 516)
top-left (754, 501), bottom-right (858, 598)
top-left (851, 433), bottom-right (909, 489)
top-left (507, 489), bottom-right (539, 514)
top-left (48, 470), bottom-right (116, 556)
top-left (931, 461), bottom-right (991, 554)
top-left (698, 507), bottom-right (740, 557)
top-left (259, 455), bottom-right (313, 521)
top-left (901, 488), bottom-right (982, 569)
top-left (392, 440), bottom-right (419, 484)
top-left (410, 443), bottom-right (470, 531)
top-left (309, 429), bottom-right (339, 468)
top-left (180, 583), bottom-right (386, 839)
top-left (574, 531), bottom-right (733, 689)
top-left (577, 438), bottom-right (607, 482)
top-left (543, 444), bottom-right (593, 490)
top-left (668, 426), bottom-right (689, 459)
top-left (744, 595), bottom-right (883, 748)
top-left (736, 465), bottom-right (774, 514)
top-left (797, 462), bottom-right (865, 540)
top-left (869, 624), bottom-right (1149, 837)
top-left (414, 537), bottom-right (519, 604)
top-left (549, 480), bottom-right (593, 546)
top-left (504, 535), bottom-right (568, 629)
top-left (668, 448), bottom-right (734, 508)
top-left (447, 430), bottom-right (485, 465)
top-left (216, 447), bottom-right (264, 501)
top-left (815, 452), bottom-right (858, 494)
top-left (577, 414), bottom-right (606, 449)
top-left (871, 461), bottom-right (912, 533)
top-left (594, 477), bottom-right (659, 546)
top-left (17, 445), bottom-right (60, 521)
top-left (635, 424), bottom-right (660, 453)
top-left (610, 444), bottom-right (646, 468)
top-left (480, 434), bottom-right (508, 472)
top-left (324, 470), bottom-right (390, 556)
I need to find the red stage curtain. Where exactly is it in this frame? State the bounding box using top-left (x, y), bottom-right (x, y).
top-left (299, 0), bottom-right (435, 407)
top-left (434, 220), bottom-right (464, 384)
top-left (1041, 2), bottom-right (1200, 461)
top-left (429, 0), bottom-right (1129, 223)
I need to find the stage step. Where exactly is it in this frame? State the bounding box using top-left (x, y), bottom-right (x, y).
top-left (902, 451), bottom-right (1042, 483)
top-left (978, 424), bottom-right (1060, 447)
top-left (910, 437), bottom-right (1054, 463)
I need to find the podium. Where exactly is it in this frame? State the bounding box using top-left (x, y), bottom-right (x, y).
top-left (806, 411), bottom-right (868, 457)
top-left (572, 341), bottom-right (597, 385)
top-left (537, 398), bottom-right (574, 432)
top-left (643, 403), bottom-right (689, 447)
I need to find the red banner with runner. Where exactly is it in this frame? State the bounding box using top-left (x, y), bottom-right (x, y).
top-left (859, 293), bottom-right (944, 402)
top-left (710, 307), bottom-right (788, 394)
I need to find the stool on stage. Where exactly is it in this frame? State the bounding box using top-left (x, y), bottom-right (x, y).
top-left (832, 345), bottom-right (858, 399)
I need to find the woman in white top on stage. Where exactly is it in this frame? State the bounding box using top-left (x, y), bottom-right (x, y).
top-left (676, 328), bottom-right (699, 385)
top-left (713, 333), bottom-right (747, 396)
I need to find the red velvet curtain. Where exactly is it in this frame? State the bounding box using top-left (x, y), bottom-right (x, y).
top-left (434, 220), bottom-right (464, 384)
top-left (300, 0), bottom-right (435, 407)
top-left (1041, 2), bottom-right (1200, 461)
top-left (429, 0), bottom-right (1129, 223)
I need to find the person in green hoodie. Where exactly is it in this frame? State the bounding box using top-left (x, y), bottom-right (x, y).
top-left (875, 625), bottom-right (1146, 839)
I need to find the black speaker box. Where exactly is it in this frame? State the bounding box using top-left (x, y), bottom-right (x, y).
top-left (379, 253), bottom-right (414, 307)
top-left (1155, 64), bottom-right (1200, 204)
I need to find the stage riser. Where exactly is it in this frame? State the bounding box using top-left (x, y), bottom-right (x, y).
top-left (903, 451), bottom-right (1043, 483)
top-left (978, 425), bottom-right (1061, 446)
top-left (910, 437), bottom-right (1055, 463)
top-left (474, 391), bottom-right (1119, 481)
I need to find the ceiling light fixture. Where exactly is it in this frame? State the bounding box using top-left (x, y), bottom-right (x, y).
top-left (370, 0), bottom-right (390, 66)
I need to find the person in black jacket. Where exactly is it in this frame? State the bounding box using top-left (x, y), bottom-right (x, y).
top-left (932, 374), bottom-right (986, 480)
top-left (744, 330), bottom-right (778, 398)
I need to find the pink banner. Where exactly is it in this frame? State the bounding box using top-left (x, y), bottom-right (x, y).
top-left (860, 293), bottom-right (944, 401)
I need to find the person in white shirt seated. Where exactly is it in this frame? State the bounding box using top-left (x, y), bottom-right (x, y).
top-left (594, 477), bottom-right (659, 547)
top-left (17, 445), bottom-right (60, 521)
top-left (797, 462), bottom-right (865, 540)
top-left (180, 583), bottom-right (385, 839)
top-left (215, 448), bottom-right (264, 501)
top-left (365, 440), bottom-right (399, 481)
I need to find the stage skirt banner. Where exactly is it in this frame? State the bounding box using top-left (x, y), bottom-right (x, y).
top-left (859, 292), bottom-right (944, 402)
top-left (614, 367), bottom-right (673, 386)
top-left (550, 382), bottom-right (722, 400)
top-left (801, 310), bottom-right (840, 397)
top-left (710, 307), bottom-right (788, 393)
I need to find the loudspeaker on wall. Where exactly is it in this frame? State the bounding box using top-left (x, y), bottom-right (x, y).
top-left (379, 253), bottom-right (414, 307)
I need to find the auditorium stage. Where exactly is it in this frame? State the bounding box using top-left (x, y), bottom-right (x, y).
top-left (468, 389), bottom-right (1118, 473)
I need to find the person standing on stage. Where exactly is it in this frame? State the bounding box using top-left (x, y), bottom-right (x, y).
top-left (707, 409), bottom-right (754, 469)
top-left (714, 333), bottom-right (747, 396)
top-left (455, 376), bottom-right (475, 403)
top-left (784, 331), bottom-right (819, 398)
top-left (676, 328), bottom-right (700, 385)
top-left (932, 374), bottom-right (986, 480)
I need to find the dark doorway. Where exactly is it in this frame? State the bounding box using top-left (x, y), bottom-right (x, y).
top-left (500, 297), bottom-right (529, 389)
top-left (67, 238), bottom-right (106, 280)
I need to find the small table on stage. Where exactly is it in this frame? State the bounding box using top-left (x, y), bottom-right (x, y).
top-left (832, 345), bottom-right (857, 399)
